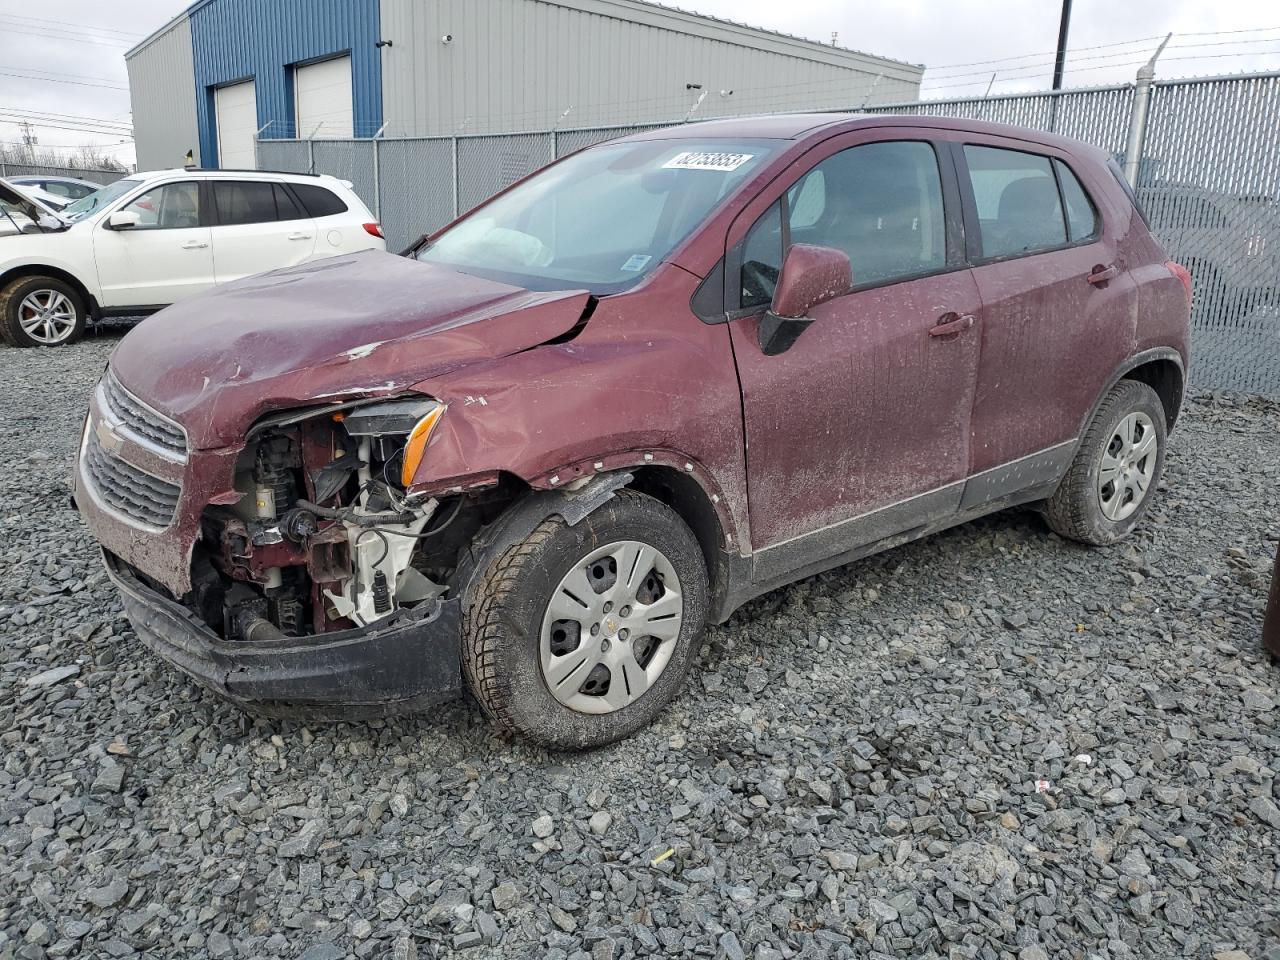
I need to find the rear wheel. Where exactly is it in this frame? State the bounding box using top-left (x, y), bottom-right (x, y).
top-left (0, 276), bottom-right (87, 347)
top-left (1044, 379), bottom-right (1167, 545)
top-left (462, 490), bottom-right (708, 749)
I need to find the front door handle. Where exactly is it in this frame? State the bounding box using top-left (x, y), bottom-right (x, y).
top-left (1087, 263), bottom-right (1119, 285)
top-left (180, 240), bottom-right (209, 250)
top-left (287, 232), bottom-right (312, 241)
top-left (930, 313), bottom-right (975, 337)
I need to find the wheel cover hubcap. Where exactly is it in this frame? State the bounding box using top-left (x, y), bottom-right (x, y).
top-left (18, 290), bottom-right (76, 344)
top-left (1097, 411), bottom-right (1157, 522)
top-left (539, 539), bottom-right (683, 715)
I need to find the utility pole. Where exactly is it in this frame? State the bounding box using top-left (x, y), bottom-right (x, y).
top-left (1051, 0), bottom-right (1073, 90)
top-left (19, 121), bottom-right (38, 161)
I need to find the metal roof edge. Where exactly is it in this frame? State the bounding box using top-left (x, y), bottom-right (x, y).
top-left (125, 5), bottom-right (194, 60)
top-left (532, 0), bottom-right (924, 76)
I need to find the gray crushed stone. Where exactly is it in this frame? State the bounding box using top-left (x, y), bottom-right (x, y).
top-left (0, 333), bottom-right (1278, 959)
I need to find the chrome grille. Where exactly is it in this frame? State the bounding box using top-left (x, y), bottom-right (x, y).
top-left (101, 370), bottom-right (187, 456)
top-left (83, 429), bottom-right (180, 528)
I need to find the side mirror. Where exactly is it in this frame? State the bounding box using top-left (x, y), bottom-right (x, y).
top-left (758, 244), bottom-right (853, 356)
top-left (107, 210), bottom-right (141, 230)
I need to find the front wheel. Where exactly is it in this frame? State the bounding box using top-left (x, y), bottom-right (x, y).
top-left (1044, 379), bottom-right (1168, 545)
top-left (462, 490), bottom-right (708, 749)
top-left (0, 276), bottom-right (88, 347)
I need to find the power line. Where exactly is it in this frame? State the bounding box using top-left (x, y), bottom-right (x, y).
top-left (0, 23), bottom-right (136, 48)
top-left (923, 33), bottom-right (1280, 82)
top-left (0, 12), bottom-right (144, 40)
top-left (0, 116), bottom-right (136, 139)
top-left (0, 107), bottom-right (132, 129)
top-left (0, 70), bottom-right (129, 92)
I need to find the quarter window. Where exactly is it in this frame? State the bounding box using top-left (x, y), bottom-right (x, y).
top-left (292, 183), bottom-right (348, 218)
top-left (118, 182), bottom-right (201, 230)
top-left (963, 145), bottom-right (1066, 258)
top-left (1054, 160), bottom-right (1100, 241)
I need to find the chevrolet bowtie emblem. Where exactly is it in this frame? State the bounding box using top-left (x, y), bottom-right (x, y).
top-left (95, 417), bottom-right (124, 455)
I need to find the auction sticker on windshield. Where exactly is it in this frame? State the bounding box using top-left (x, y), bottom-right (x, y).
top-left (663, 151), bottom-right (754, 171)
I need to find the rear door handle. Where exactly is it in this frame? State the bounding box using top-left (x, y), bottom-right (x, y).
top-left (287, 232), bottom-right (312, 241)
top-left (1087, 264), bottom-right (1119, 285)
top-left (930, 313), bottom-right (975, 337)
top-left (180, 240), bottom-right (208, 249)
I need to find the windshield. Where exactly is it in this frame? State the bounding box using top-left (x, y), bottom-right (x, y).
top-left (64, 178), bottom-right (141, 221)
top-left (417, 138), bottom-right (780, 291)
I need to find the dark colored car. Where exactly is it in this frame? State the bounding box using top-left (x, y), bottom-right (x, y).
top-left (73, 114), bottom-right (1192, 748)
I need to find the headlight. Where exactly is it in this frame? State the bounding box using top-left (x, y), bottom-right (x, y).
top-left (340, 397), bottom-right (446, 487)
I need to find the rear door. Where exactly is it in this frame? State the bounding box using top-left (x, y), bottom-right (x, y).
top-left (209, 180), bottom-right (318, 284)
top-left (955, 139), bottom-right (1140, 475)
top-left (92, 180), bottom-right (215, 307)
top-left (726, 132), bottom-right (982, 564)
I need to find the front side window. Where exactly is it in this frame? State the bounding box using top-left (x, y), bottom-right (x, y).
top-left (964, 145), bottom-right (1066, 259)
top-left (737, 140), bottom-right (947, 306)
top-left (418, 138), bottom-right (779, 292)
top-left (118, 182), bottom-right (201, 230)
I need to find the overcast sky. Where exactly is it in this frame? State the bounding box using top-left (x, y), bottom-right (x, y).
top-left (2, 0), bottom-right (1278, 169)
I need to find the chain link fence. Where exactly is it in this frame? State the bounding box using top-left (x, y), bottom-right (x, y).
top-left (258, 71), bottom-right (1280, 397)
top-left (0, 162), bottom-right (127, 186)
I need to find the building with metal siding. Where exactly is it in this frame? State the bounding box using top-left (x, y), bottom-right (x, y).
top-left (125, 14), bottom-right (202, 170)
top-left (127, 0), bottom-right (921, 170)
top-left (187, 0), bottom-right (383, 160)
top-left (378, 0), bottom-right (922, 136)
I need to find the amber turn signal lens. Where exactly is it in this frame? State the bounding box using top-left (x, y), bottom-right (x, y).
top-left (401, 405), bottom-right (446, 486)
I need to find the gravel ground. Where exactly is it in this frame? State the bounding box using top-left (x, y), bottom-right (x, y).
top-left (1, 332), bottom-right (1278, 960)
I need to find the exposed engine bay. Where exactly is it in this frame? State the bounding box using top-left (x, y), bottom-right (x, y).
top-left (189, 397), bottom-right (495, 642)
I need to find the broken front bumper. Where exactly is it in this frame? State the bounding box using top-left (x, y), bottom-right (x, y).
top-left (103, 551), bottom-right (462, 719)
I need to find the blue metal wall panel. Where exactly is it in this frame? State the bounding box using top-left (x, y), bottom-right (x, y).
top-left (189, 0), bottom-right (382, 162)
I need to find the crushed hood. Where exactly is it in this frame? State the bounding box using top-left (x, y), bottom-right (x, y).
top-left (109, 251), bottom-right (590, 449)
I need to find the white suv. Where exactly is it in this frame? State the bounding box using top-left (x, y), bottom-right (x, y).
top-left (0, 168), bottom-right (386, 347)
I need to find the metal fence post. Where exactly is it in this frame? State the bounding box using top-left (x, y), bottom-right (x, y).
top-left (450, 137), bottom-right (459, 219)
top-left (371, 138), bottom-right (381, 220)
top-left (1122, 34), bottom-right (1171, 187)
top-left (0, 160), bottom-right (6, 178)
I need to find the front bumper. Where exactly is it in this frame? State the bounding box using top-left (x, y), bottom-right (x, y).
top-left (103, 551), bottom-right (462, 719)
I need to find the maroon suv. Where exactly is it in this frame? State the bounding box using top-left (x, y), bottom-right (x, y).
top-left (73, 115), bottom-right (1191, 748)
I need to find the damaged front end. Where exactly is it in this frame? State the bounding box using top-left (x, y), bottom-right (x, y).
top-left (94, 391), bottom-right (511, 718)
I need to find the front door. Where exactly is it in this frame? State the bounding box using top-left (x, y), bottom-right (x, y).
top-left (92, 180), bottom-right (215, 308)
top-left (725, 135), bottom-right (982, 569)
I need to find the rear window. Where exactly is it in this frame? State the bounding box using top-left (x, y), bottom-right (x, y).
top-left (292, 183), bottom-right (348, 217)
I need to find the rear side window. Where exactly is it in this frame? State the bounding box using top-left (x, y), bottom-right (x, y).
top-left (213, 181), bottom-right (277, 225)
top-left (964, 145), bottom-right (1066, 259)
top-left (274, 184), bottom-right (306, 221)
top-left (292, 183), bottom-right (348, 217)
top-left (1054, 160), bottom-right (1100, 241)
